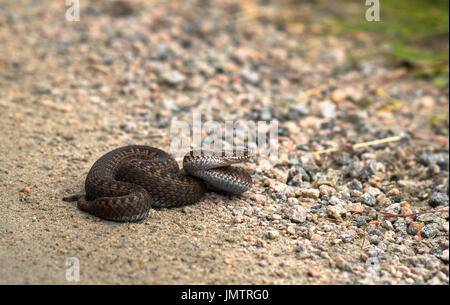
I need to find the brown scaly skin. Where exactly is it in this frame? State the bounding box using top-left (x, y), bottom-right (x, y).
top-left (63, 145), bottom-right (252, 222)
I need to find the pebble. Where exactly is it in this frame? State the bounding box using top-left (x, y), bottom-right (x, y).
top-left (359, 161), bottom-right (377, 180)
top-left (271, 214), bottom-right (282, 221)
top-left (284, 122), bottom-right (301, 135)
top-left (429, 192), bottom-right (449, 207)
top-left (319, 100), bottom-right (336, 119)
top-left (348, 180), bottom-right (363, 190)
top-left (381, 220), bottom-right (394, 230)
top-left (295, 245), bottom-right (308, 253)
top-left (394, 219), bottom-right (407, 232)
top-left (272, 192), bottom-right (287, 201)
top-left (319, 185), bottom-right (336, 196)
top-left (404, 278), bottom-right (415, 284)
top-left (290, 104), bottom-right (310, 117)
top-left (387, 188), bottom-right (400, 197)
top-left (328, 196), bottom-right (345, 206)
top-left (348, 202), bottom-right (365, 213)
top-left (285, 205), bottom-right (307, 223)
top-left (366, 248), bottom-right (380, 257)
top-left (322, 224), bottom-right (334, 232)
top-left (105, 0), bottom-right (135, 17)
top-left (360, 193), bottom-right (377, 207)
top-left (442, 222), bottom-right (449, 233)
top-left (430, 247), bottom-right (442, 256)
top-left (365, 257), bottom-right (380, 270)
top-left (440, 250), bottom-right (449, 262)
top-left (418, 154), bottom-right (447, 168)
top-left (299, 188), bottom-right (320, 199)
top-left (7, 10), bottom-right (18, 24)
top-left (331, 89), bottom-right (347, 102)
top-left (258, 260), bottom-right (269, 267)
top-left (355, 216), bottom-right (371, 227)
top-left (419, 96), bottom-right (435, 108)
top-left (351, 190), bottom-right (363, 197)
top-left (310, 234), bottom-right (323, 243)
top-left (416, 213), bottom-right (438, 223)
top-left (119, 122), bottom-right (136, 132)
top-left (241, 68), bottom-right (260, 85)
top-left (251, 194), bottom-right (267, 204)
top-left (160, 70), bottom-right (186, 85)
top-left (267, 230), bottom-right (280, 240)
top-left (421, 224), bottom-right (439, 239)
top-left (368, 234), bottom-right (381, 245)
top-left (32, 83), bottom-right (52, 94)
top-left (327, 204), bottom-right (347, 220)
top-left (367, 187), bottom-right (382, 197)
top-left (286, 227), bottom-right (296, 235)
top-left (333, 255), bottom-right (351, 271)
top-left (294, 166), bottom-right (311, 182)
top-left (20, 186), bottom-right (30, 193)
top-left (269, 181), bottom-right (289, 193)
top-left (307, 268), bottom-right (322, 278)
top-left (233, 215), bottom-right (245, 223)
top-left (427, 164), bottom-right (440, 176)
top-left (407, 222), bottom-right (424, 235)
top-left (287, 197), bottom-right (299, 205)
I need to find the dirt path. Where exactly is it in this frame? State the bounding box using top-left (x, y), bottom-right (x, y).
top-left (0, 0), bottom-right (448, 284)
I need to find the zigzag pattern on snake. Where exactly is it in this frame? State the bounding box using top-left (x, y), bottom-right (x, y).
top-left (63, 145), bottom-right (252, 222)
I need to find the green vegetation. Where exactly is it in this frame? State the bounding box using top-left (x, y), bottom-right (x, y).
top-left (312, 0), bottom-right (449, 86)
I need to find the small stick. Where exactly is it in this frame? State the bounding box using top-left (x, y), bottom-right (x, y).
top-left (312, 136), bottom-right (402, 155)
top-left (311, 147), bottom-right (339, 155)
top-left (353, 136), bottom-right (401, 149)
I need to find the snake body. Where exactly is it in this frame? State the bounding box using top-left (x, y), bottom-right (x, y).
top-left (63, 145), bottom-right (252, 222)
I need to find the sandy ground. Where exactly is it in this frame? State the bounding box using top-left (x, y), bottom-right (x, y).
top-left (0, 0), bottom-right (448, 284)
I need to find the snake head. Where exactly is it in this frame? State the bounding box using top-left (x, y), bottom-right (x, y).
top-left (183, 148), bottom-right (252, 170)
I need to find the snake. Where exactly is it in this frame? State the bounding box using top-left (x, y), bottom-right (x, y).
top-left (63, 145), bottom-right (252, 222)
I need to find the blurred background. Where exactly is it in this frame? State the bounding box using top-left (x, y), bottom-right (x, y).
top-left (0, 0), bottom-right (448, 285)
top-left (263, 0), bottom-right (449, 88)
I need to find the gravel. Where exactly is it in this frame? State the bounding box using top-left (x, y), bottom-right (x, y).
top-left (0, 0), bottom-right (447, 285)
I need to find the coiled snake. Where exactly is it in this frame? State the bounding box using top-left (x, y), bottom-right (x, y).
top-left (63, 145), bottom-right (252, 222)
